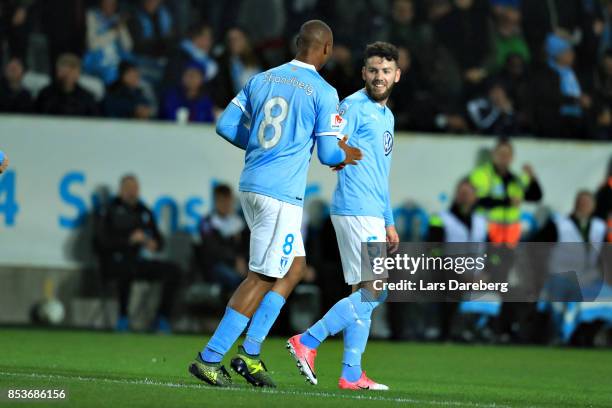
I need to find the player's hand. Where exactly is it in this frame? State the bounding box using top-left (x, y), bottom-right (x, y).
top-left (386, 225), bottom-right (399, 254)
top-left (338, 135), bottom-right (363, 166)
top-left (0, 154), bottom-right (9, 174)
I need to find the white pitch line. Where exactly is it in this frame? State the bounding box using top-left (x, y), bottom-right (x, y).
top-left (0, 371), bottom-right (513, 408)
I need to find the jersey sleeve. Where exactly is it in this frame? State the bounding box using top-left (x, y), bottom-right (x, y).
top-left (216, 78), bottom-right (254, 149)
top-left (215, 102), bottom-right (250, 150)
top-left (314, 87), bottom-right (341, 138)
top-left (231, 77), bottom-right (253, 119)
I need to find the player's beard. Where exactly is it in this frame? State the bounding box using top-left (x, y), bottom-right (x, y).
top-left (365, 79), bottom-right (395, 102)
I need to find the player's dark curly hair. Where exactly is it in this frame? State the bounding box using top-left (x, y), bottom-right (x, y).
top-left (364, 41), bottom-right (399, 64)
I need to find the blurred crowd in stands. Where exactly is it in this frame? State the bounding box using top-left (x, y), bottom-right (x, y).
top-left (2, 0), bottom-right (612, 139)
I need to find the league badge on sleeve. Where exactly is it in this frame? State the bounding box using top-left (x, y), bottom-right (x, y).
top-left (331, 113), bottom-right (346, 131)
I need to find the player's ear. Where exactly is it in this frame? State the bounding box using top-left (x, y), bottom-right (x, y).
top-left (394, 67), bottom-right (401, 84)
top-left (361, 66), bottom-right (366, 81)
top-left (324, 41), bottom-right (331, 57)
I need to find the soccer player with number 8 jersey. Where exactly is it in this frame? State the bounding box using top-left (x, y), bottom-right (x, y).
top-left (188, 20), bottom-right (362, 388)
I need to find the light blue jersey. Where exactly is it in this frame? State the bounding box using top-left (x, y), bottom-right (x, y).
top-left (231, 60), bottom-right (341, 206)
top-left (331, 89), bottom-right (395, 226)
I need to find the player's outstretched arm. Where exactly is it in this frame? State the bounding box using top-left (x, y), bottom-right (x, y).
top-left (316, 135), bottom-right (346, 166)
top-left (215, 103), bottom-right (250, 150)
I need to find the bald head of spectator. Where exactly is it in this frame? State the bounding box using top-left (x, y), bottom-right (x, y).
top-left (56, 54), bottom-right (81, 92)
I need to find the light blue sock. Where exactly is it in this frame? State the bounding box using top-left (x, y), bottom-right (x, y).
top-left (341, 317), bottom-right (372, 382)
top-left (301, 289), bottom-right (379, 349)
top-left (341, 364), bottom-right (363, 382)
top-left (201, 307), bottom-right (249, 363)
top-left (299, 331), bottom-right (322, 349)
top-left (340, 290), bottom-right (387, 381)
top-left (243, 291), bottom-right (286, 355)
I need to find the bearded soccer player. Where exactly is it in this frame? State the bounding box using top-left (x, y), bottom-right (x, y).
top-left (287, 42), bottom-right (401, 390)
top-left (188, 20), bottom-right (362, 388)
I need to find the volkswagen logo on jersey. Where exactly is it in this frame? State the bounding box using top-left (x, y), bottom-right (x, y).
top-left (383, 131), bottom-right (393, 156)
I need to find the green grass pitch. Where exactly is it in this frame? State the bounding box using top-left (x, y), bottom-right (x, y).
top-left (0, 328), bottom-right (611, 407)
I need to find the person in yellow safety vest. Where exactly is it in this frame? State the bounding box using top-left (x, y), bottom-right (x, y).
top-left (469, 138), bottom-right (542, 245)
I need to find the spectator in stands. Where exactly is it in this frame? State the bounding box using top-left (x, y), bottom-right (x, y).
top-left (386, 0), bottom-right (432, 54)
top-left (470, 138), bottom-right (542, 342)
top-left (434, 0), bottom-right (493, 93)
top-left (521, 0), bottom-right (583, 65)
top-left (489, 2), bottom-right (530, 74)
top-left (36, 53), bottom-right (99, 117)
top-left (535, 190), bottom-right (608, 344)
top-left (94, 174), bottom-right (181, 333)
top-left (467, 81), bottom-right (519, 136)
top-left (213, 27), bottom-right (262, 108)
top-left (198, 184), bottom-right (249, 292)
top-left (83, 0), bottom-right (133, 85)
top-left (0, 0), bottom-right (33, 64)
top-left (593, 50), bottom-right (612, 139)
top-left (426, 178), bottom-right (488, 341)
top-left (160, 63), bottom-right (215, 123)
top-left (103, 61), bottom-right (153, 119)
top-left (163, 23), bottom-right (218, 91)
top-left (127, 0), bottom-right (174, 59)
top-left (495, 53), bottom-right (530, 124)
top-left (470, 138), bottom-right (542, 245)
top-left (538, 190), bottom-right (607, 244)
top-left (42, 0), bottom-right (86, 76)
top-left (0, 57), bottom-right (33, 113)
top-left (428, 178), bottom-right (488, 241)
top-left (127, 0), bottom-right (174, 84)
top-left (529, 34), bottom-right (592, 139)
